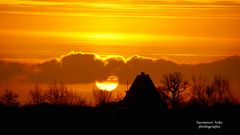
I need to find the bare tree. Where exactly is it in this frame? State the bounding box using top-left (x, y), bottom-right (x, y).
top-left (159, 72), bottom-right (188, 109)
top-left (28, 80), bottom-right (85, 106)
top-left (190, 75), bottom-right (234, 106)
top-left (44, 82), bottom-right (85, 105)
top-left (93, 89), bottom-right (113, 106)
top-left (0, 89), bottom-right (19, 107)
top-left (29, 82), bottom-right (45, 105)
top-left (210, 76), bottom-right (233, 104)
top-left (111, 90), bottom-right (125, 102)
top-left (44, 80), bottom-right (59, 104)
top-left (191, 75), bottom-right (209, 106)
top-left (58, 84), bottom-right (85, 105)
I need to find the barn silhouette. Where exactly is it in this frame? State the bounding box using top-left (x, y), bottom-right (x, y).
top-left (123, 72), bottom-right (166, 109)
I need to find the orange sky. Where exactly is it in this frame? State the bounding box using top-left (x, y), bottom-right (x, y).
top-left (1, 0), bottom-right (240, 103)
top-left (0, 0), bottom-right (240, 63)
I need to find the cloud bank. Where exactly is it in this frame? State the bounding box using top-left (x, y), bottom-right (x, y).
top-left (1, 51), bottom-right (240, 98)
top-left (1, 51), bottom-right (239, 84)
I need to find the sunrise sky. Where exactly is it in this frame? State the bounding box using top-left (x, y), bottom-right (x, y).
top-left (1, 0), bottom-right (240, 102)
top-left (1, 0), bottom-right (240, 63)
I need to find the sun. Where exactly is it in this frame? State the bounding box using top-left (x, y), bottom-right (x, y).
top-left (95, 76), bottom-right (119, 91)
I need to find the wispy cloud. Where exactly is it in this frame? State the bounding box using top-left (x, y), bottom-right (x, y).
top-left (1, 0), bottom-right (240, 19)
top-left (1, 0), bottom-right (239, 63)
top-left (2, 29), bottom-right (239, 42)
top-left (1, 10), bottom-right (240, 20)
top-left (2, 0), bottom-right (240, 5)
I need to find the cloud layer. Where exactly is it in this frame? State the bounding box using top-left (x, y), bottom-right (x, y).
top-left (1, 51), bottom-right (240, 99)
top-left (1, 51), bottom-right (240, 84)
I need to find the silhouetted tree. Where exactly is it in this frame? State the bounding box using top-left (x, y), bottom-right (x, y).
top-left (190, 75), bottom-right (234, 106)
top-left (28, 80), bottom-right (85, 106)
top-left (29, 82), bottom-right (45, 105)
top-left (210, 76), bottom-right (233, 104)
top-left (159, 72), bottom-right (188, 109)
top-left (44, 82), bottom-right (85, 105)
top-left (0, 89), bottom-right (19, 107)
top-left (44, 80), bottom-right (59, 104)
top-left (62, 87), bottom-right (86, 106)
top-left (112, 90), bottom-right (125, 102)
top-left (93, 89), bottom-right (113, 106)
top-left (190, 75), bottom-right (209, 106)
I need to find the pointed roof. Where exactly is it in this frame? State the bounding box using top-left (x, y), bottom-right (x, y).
top-left (123, 72), bottom-right (166, 108)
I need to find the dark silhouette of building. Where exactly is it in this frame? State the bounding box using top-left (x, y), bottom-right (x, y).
top-left (123, 72), bottom-right (166, 109)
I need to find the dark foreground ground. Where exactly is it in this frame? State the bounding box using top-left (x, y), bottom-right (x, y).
top-left (0, 104), bottom-right (239, 135)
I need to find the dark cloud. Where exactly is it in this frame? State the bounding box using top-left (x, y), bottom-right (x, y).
top-left (30, 59), bottom-right (61, 83)
top-left (0, 61), bottom-right (30, 83)
top-left (0, 52), bottom-right (240, 95)
top-left (60, 53), bottom-right (105, 83)
top-left (25, 53), bottom-right (106, 83)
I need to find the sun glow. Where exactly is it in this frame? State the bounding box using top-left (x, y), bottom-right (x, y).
top-left (93, 33), bottom-right (123, 40)
top-left (95, 76), bottom-right (119, 91)
top-left (0, 0), bottom-right (240, 63)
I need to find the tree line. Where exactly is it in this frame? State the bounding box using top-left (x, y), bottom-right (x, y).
top-left (158, 72), bottom-right (236, 109)
top-left (0, 81), bottom-right (86, 107)
top-left (0, 72), bottom-right (238, 109)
